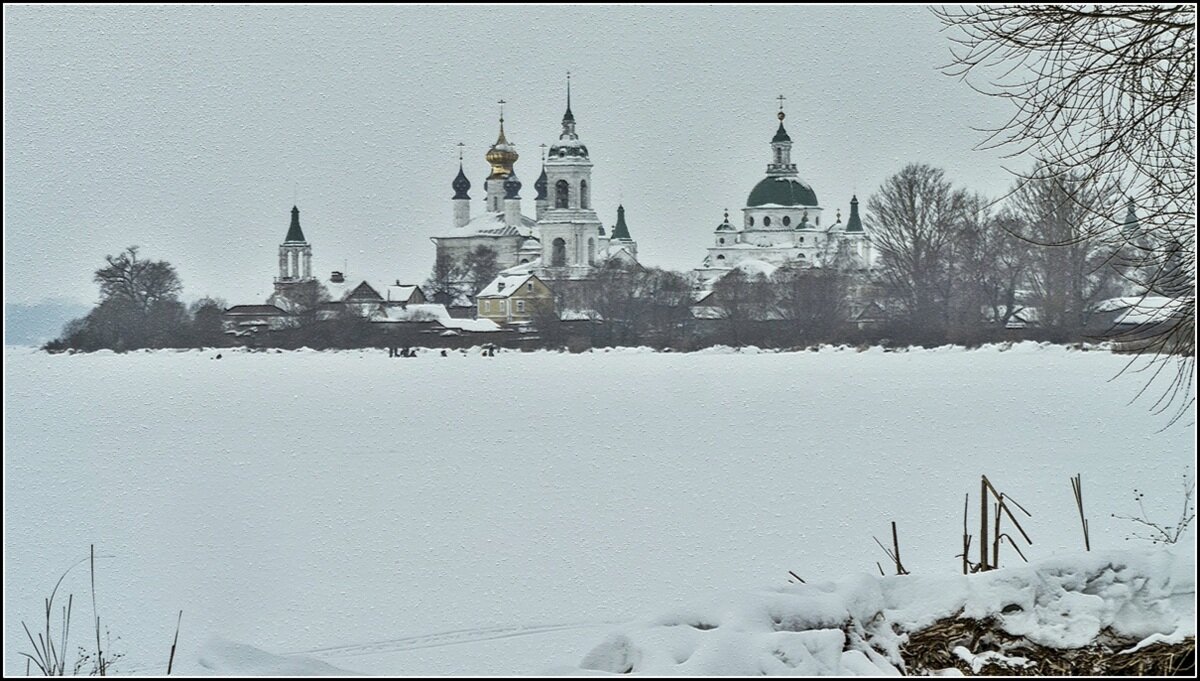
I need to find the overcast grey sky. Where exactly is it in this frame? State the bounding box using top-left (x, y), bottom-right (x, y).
top-left (5, 4), bottom-right (1022, 306)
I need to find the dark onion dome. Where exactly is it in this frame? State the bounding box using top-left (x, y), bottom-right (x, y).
top-left (534, 166), bottom-right (548, 200)
top-left (746, 177), bottom-right (818, 207)
top-left (612, 205), bottom-right (632, 240)
top-left (285, 205), bottom-right (306, 242)
top-left (772, 111), bottom-right (791, 143)
top-left (845, 194), bottom-right (864, 232)
top-left (504, 171), bottom-right (522, 200)
top-left (452, 163), bottom-right (471, 200)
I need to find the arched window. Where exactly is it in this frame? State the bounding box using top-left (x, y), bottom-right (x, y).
top-left (718, 237), bottom-right (725, 245)
top-left (763, 216), bottom-right (772, 227)
top-left (775, 148), bottom-right (782, 164)
top-left (815, 215), bottom-right (820, 226)
top-left (555, 180), bottom-right (569, 209)
top-left (783, 216), bottom-right (791, 227)
top-left (587, 238), bottom-right (595, 264)
top-left (716, 254), bottom-right (726, 262)
top-left (580, 180), bottom-right (589, 209)
top-left (552, 238), bottom-right (567, 266)
top-left (748, 216), bottom-right (755, 227)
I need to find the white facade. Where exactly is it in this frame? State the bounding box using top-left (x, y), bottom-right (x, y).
top-left (694, 110), bottom-right (876, 286)
top-left (431, 89), bottom-right (639, 286)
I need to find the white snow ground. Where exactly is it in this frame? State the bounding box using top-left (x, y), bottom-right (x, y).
top-left (3, 343), bottom-right (1195, 675)
top-left (575, 548), bottom-right (1194, 675)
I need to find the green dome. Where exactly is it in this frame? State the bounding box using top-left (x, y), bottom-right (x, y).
top-left (746, 177), bottom-right (818, 207)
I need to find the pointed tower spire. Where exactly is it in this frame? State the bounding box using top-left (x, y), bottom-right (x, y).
top-left (1122, 195), bottom-right (1139, 236)
top-left (285, 205), bottom-right (306, 242)
top-left (845, 195), bottom-right (863, 232)
top-left (612, 204), bottom-right (632, 241)
top-left (564, 71), bottom-right (574, 122)
top-left (534, 144), bottom-right (549, 201)
top-left (559, 72), bottom-right (578, 140)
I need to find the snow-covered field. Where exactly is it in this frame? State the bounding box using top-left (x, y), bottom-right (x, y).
top-left (3, 343), bottom-right (1195, 675)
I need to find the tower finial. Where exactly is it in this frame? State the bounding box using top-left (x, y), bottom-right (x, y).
top-left (457, 141), bottom-right (465, 162)
top-left (777, 94), bottom-right (786, 121)
top-left (567, 71), bottom-right (572, 111)
top-left (540, 143), bottom-right (547, 163)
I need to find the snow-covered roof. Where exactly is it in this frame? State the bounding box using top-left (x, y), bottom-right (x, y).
top-left (1112, 297), bottom-right (1187, 326)
top-left (733, 258), bottom-right (778, 278)
top-left (371, 303), bottom-right (502, 333)
top-left (499, 259), bottom-right (541, 276)
top-left (435, 212), bottom-right (536, 239)
top-left (385, 284), bottom-right (422, 303)
top-left (478, 273), bottom-right (538, 298)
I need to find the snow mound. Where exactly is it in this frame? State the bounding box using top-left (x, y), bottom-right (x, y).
top-left (197, 639), bottom-right (356, 676)
top-left (577, 549), bottom-right (1194, 675)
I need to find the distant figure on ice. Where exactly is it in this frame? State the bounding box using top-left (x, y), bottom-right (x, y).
top-left (440, 349), bottom-right (447, 357)
top-left (215, 353), bottom-right (222, 360)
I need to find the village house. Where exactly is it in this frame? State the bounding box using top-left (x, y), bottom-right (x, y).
top-left (476, 273), bottom-right (554, 325)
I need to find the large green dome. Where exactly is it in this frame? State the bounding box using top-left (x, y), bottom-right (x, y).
top-left (746, 177), bottom-right (818, 207)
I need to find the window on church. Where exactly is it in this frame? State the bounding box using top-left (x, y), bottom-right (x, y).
top-left (748, 216), bottom-right (754, 227)
top-left (816, 215), bottom-right (820, 226)
top-left (783, 216), bottom-right (791, 227)
top-left (552, 238), bottom-right (567, 266)
top-left (718, 237), bottom-right (725, 245)
top-left (580, 180), bottom-right (589, 209)
top-left (763, 216), bottom-right (771, 227)
top-left (555, 180), bottom-right (569, 209)
top-left (587, 238), bottom-right (595, 265)
top-left (517, 300), bottom-right (525, 313)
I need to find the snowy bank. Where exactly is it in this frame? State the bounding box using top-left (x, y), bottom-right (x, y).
top-left (577, 549), bottom-right (1194, 675)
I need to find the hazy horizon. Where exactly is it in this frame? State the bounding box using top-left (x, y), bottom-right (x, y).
top-left (5, 4), bottom-right (1023, 307)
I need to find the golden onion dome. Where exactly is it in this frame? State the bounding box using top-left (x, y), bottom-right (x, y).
top-left (485, 118), bottom-right (519, 179)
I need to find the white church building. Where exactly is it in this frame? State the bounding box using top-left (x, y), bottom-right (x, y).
top-left (693, 105), bottom-right (877, 286)
top-left (430, 81), bottom-right (639, 287)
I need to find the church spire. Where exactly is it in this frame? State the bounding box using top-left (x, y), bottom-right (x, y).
top-left (845, 195), bottom-right (863, 232)
top-left (560, 72), bottom-right (578, 140)
top-left (1122, 196), bottom-right (1139, 236)
top-left (612, 204), bottom-right (632, 241)
top-left (285, 205), bottom-right (306, 242)
top-left (767, 96), bottom-right (795, 176)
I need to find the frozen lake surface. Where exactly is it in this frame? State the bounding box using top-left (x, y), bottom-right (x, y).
top-left (3, 344), bottom-right (1194, 675)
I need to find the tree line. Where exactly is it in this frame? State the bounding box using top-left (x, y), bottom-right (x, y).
top-left (46, 159), bottom-right (1190, 354)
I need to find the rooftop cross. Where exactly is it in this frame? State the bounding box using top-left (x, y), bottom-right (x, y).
top-left (498, 99), bottom-right (506, 122)
top-left (777, 94), bottom-right (786, 111)
top-left (457, 141), bottom-right (465, 161)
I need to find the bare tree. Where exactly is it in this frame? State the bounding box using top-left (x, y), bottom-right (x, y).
top-left (93, 246), bottom-right (182, 313)
top-left (771, 239), bottom-right (853, 344)
top-left (866, 163), bottom-right (969, 336)
top-left (949, 194), bottom-right (1030, 333)
top-left (424, 251), bottom-right (464, 306)
top-left (462, 246), bottom-right (500, 296)
top-left (1007, 167), bottom-right (1123, 333)
top-left (934, 4), bottom-right (1196, 423)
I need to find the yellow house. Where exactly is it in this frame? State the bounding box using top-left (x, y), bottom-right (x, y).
top-left (476, 273), bottom-right (553, 324)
